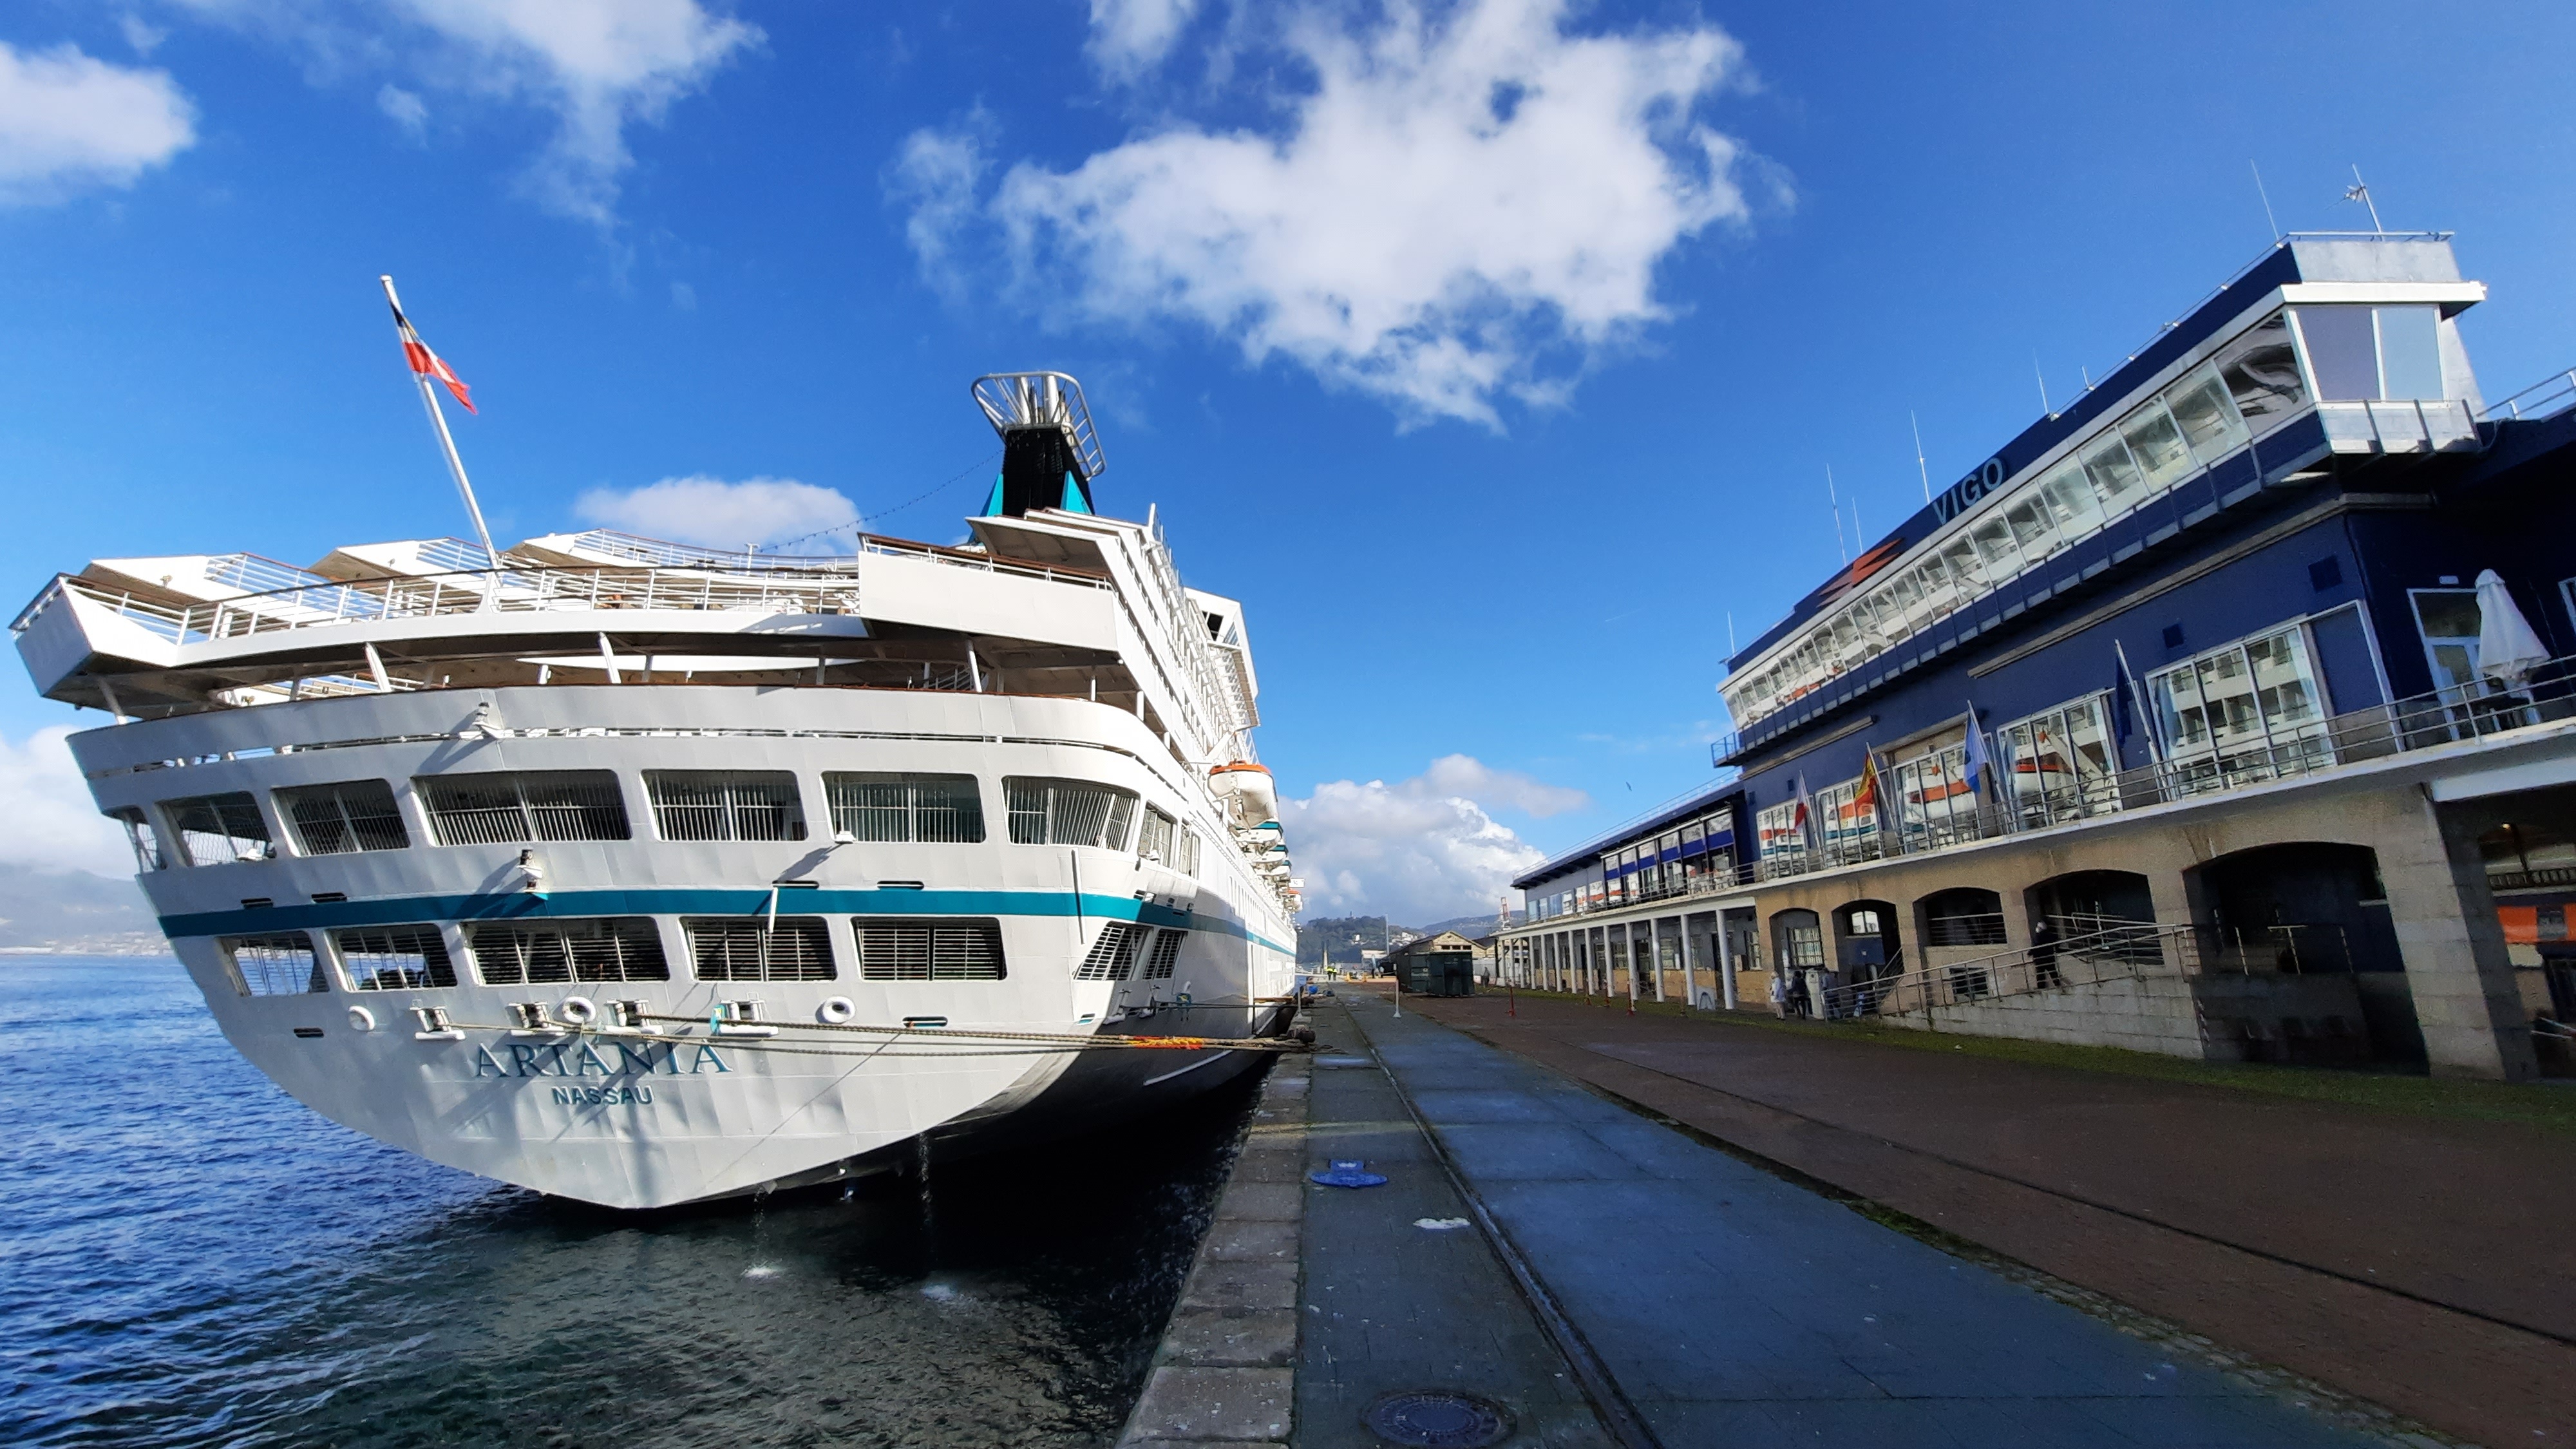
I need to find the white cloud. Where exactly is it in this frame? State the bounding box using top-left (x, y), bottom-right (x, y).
top-left (575, 475), bottom-right (858, 549)
top-left (905, 0), bottom-right (1768, 426)
top-left (1087, 0), bottom-right (1200, 80)
top-left (377, 82), bottom-right (426, 138)
top-left (170, 0), bottom-right (757, 225)
top-left (1281, 755), bottom-right (1587, 923)
top-left (120, 17), bottom-right (170, 56)
top-left (0, 726), bottom-right (135, 879)
top-left (0, 41), bottom-right (195, 205)
top-left (887, 116), bottom-right (990, 301)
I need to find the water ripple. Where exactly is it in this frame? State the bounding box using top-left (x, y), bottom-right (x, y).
top-left (0, 956), bottom-right (1249, 1448)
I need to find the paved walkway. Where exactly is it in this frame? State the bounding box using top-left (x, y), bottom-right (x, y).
top-left (1297, 994), bottom-right (2396, 1449)
top-left (1392, 987), bottom-right (2576, 1448)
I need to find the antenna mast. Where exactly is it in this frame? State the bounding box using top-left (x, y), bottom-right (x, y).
top-left (1909, 412), bottom-right (1931, 502)
top-left (2344, 165), bottom-right (2383, 231)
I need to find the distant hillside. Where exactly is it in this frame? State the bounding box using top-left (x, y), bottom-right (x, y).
top-left (1296, 914), bottom-right (1390, 969)
top-left (1412, 911), bottom-right (1522, 941)
top-left (0, 869), bottom-right (165, 955)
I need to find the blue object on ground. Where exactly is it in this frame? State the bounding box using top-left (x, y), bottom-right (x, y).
top-left (1311, 1159), bottom-right (1389, 1188)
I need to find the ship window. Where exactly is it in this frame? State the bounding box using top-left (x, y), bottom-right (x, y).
top-left (1177, 826), bottom-right (1202, 876)
top-left (104, 806), bottom-right (165, 872)
top-left (162, 792), bottom-right (276, 866)
top-left (222, 933), bottom-right (326, 995)
top-left (647, 771), bottom-right (806, 842)
top-left (685, 918), bottom-right (836, 981)
top-left (824, 772), bottom-right (985, 843)
top-left (1139, 806), bottom-right (1176, 863)
top-left (853, 918), bottom-right (1007, 980)
top-left (1074, 921), bottom-right (1147, 981)
top-left (468, 918), bottom-right (668, 985)
top-left (334, 925), bottom-right (457, 990)
top-left (1004, 777), bottom-right (1139, 849)
top-left (1143, 927), bottom-right (1185, 980)
top-left (276, 780), bottom-right (410, 855)
top-left (417, 771), bottom-right (630, 845)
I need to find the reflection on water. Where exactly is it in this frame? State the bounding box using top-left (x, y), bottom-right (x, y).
top-left (0, 956), bottom-right (1256, 1448)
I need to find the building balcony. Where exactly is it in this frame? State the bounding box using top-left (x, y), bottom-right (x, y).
top-left (1750, 654), bottom-right (2576, 886)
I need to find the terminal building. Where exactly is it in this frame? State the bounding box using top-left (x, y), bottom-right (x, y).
top-left (1502, 232), bottom-right (2576, 1081)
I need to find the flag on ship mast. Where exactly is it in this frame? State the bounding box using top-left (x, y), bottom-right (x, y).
top-left (388, 294), bottom-right (476, 413)
top-left (378, 275), bottom-right (499, 569)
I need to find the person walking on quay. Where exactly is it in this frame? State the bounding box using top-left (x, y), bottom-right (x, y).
top-left (2031, 917), bottom-right (2065, 990)
top-left (1768, 968), bottom-right (1788, 1018)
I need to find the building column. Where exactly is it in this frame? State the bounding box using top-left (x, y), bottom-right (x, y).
top-left (1720, 913), bottom-right (1739, 1011)
top-left (2410, 795), bottom-right (2543, 1080)
top-left (1680, 915), bottom-right (1698, 1009)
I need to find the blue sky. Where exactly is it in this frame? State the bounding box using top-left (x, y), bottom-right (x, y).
top-left (3, 0), bottom-right (2572, 923)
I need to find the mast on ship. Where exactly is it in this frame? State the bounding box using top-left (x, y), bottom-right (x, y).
top-left (971, 373), bottom-right (1106, 518)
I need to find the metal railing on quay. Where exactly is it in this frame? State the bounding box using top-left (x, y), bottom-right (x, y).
top-left (1750, 653), bottom-right (2576, 886)
top-left (1804, 918), bottom-right (2359, 1021)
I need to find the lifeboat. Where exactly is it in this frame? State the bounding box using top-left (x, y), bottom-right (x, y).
top-left (1209, 761), bottom-right (1278, 828)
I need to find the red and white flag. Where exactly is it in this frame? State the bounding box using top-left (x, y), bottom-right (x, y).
top-left (388, 299), bottom-right (476, 413)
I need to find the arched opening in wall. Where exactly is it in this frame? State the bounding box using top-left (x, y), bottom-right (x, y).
top-left (1834, 900), bottom-right (1901, 974)
top-left (2186, 842), bottom-right (2418, 1065)
top-left (1920, 888), bottom-right (2008, 949)
top-left (2027, 870), bottom-right (2155, 936)
top-left (1770, 908), bottom-right (1824, 1017)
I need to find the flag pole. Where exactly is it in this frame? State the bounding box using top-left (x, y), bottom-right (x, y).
top-left (379, 275), bottom-right (500, 569)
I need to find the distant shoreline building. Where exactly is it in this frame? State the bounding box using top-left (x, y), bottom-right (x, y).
top-left (1502, 232), bottom-right (2575, 1081)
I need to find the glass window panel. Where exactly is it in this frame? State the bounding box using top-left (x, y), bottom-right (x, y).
top-left (2248, 626), bottom-right (2323, 730)
top-left (2294, 305), bottom-right (2380, 399)
top-left (1003, 777), bottom-right (1141, 848)
top-left (2376, 306), bottom-right (2444, 401)
top-left (223, 933), bottom-right (325, 995)
top-left (519, 773), bottom-right (630, 842)
top-left (686, 918), bottom-right (837, 981)
top-left (826, 773), bottom-right (985, 843)
top-left (648, 771), bottom-right (804, 842)
top-left (2119, 400), bottom-right (2195, 488)
top-left (335, 925), bottom-right (456, 990)
top-left (277, 780), bottom-right (409, 856)
top-left (1970, 516), bottom-right (2022, 574)
top-left (2037, 460), bottom-right (2105, 539)
top-left (106, 806), bottom-right (164, 872)
top-left (470, 918), bottom-right (668, 985)
top-left (2214, 312), bottom-right (2306, 428)
top-left (162, 791), bottom-right (274, 866)
top-left (2082, 432), bottom-right (2146, 513)
top-left (1139, 807), bottom-right (1176, 862)
top-left (2161, 363), bottom-right (2249, 460)
top-left (1938, 538), bottom-right (1985, 594)
top-left (2003, 495), bottom-right (2060, 559)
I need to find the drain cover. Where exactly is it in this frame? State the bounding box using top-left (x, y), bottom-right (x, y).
top-left (1363, 1390), bottom-right (1511, 1447)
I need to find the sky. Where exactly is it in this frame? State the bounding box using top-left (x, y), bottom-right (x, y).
top-left (3, 0), bottom-right (2573, 927)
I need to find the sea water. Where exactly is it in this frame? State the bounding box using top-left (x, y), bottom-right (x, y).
top-left (0, 956), bottom-right (1253, 1447)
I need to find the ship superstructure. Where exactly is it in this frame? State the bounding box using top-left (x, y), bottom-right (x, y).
top-left (13, 372), bottom-right (1302, 1209)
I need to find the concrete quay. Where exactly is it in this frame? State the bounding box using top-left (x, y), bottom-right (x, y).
top-left (1121, 991), bottom-right (2430, 1448)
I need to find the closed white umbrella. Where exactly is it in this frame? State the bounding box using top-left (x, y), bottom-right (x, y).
top-left (2476, 569), bottom-right (2551, 687)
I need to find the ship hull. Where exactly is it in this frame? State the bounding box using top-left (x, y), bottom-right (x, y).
top-left (76, 685), bottom-right (1298, 1209)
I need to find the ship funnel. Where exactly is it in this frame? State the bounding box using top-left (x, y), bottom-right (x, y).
top-left (971, 372), bottom-right (1106, 518)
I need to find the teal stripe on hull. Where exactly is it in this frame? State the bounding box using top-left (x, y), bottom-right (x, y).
top-left (159, 889), bottom-right (1294, 955)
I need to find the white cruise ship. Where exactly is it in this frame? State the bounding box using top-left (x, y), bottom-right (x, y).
top-left (12, 372), bottom-right (1303, 1209)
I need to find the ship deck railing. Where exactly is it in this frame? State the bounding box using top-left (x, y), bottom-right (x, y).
top-left (12, 540), bottom-right (1112, 647)
top-left (1743, 653), bottom-right (2576, 886)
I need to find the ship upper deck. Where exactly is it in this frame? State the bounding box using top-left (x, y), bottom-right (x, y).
top-left (14, 512), bottom-right (1262, 771)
